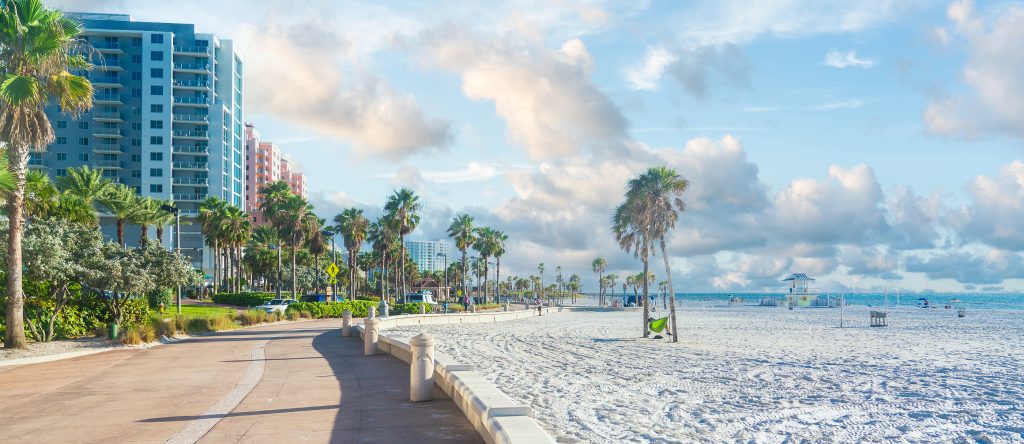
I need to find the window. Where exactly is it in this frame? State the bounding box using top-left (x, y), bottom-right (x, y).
top-left (150, 51), bottom-right (163, 61)
top-left (132, 55), bottom-right (141, 63)
top-left (151, 34), bottom-right (163, 44)
top-left (132, 88), bottom-right (141, 98)
top-left (56, 169), bottom-right (68, 177)
top-left (78, 153), bottom-right (89, 161)
top-left (150, 168), bottom-right (163, 177)
top-left (56, 137), bottom-right (66, 145)
top-left (150, 120), bottom-right (163, 129)
top-left (56, 121), bottom-right (66, 129)
top-left (56, 152), bottom-right (67, 160)
top-left (131, 154), bottom-right (142, 162)
top-left (132, 38), bottom-right (140, 47)
top-left (149, 184), bottom-right (163, 193)
top-left (131, 139), bottom-right (141, 146)
top-left (150, 104), bottom-right (163, 113)
top-left (79, 137), bottom-right (89, 146)
top-left (132, 123), bottom-right (142, 130)
top-left (102, 170), bottom-right (117, 178)
top-left (150, 152), bottom-right (163, 161)
top-left (131, 170), bottom-right (141, 178)
top-left (150, 68), bottom-right (163, 78)
top-left (150, 85), bottom-right (163, 95)
top-left (150, 136), bottom-right (163, 145)
top-left (79, 121), bottom-right (89, 129)
top-left (132, 72), bottom-right (142, 80)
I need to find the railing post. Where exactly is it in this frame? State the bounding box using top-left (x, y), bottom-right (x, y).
top-left (364, 311), bottom-right (379, 356)
top-left (342, 310), bottom-right (352, 337)
top-left (409, 333), bottom-right (435, 402)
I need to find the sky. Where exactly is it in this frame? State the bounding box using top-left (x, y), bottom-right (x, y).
top-left (56, 0), bottom-right (1024, 293)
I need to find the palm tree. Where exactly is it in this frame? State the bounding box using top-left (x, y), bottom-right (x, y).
top-left (491, 230), bottom-right (508, 304)
top-left (56, 166), bottom-right (110, 225)
top-left (472, 227), bottom-right (497, 303)
top-left (307, 218), bottom-right (328, 294)
top-left (555, 265), bottom-right (564, 305)
top-left (592, 257), bottom-right (607, 306)
top-left (98, 184), bottom-right (139, 247)
top-left (384, 188), bottom-right (421, 301)
top-left (199, 197), bottom-right (228, 293)
top-left (537, 263), bottom-right (545, 304)
top-left (152, 198), bottom-right (176, 246)
top-left (248, 225), bottom-right (279, 290)
top-left (259, 180), bottom-right (293, 296)
top-left (623, 166), bottom-right (688, 342)
top-left (447, 214), bottom-right (476, 304)
top-left (604, 273), bottom-right (618, 305)
top-left (276, 194), bottom-right (316, 299)
top-left (1, 0), bottom-right (94, 349)
top-left (335, 208), bottom-right (369, 301)
top-left (221, 205), bottom-right (251, 292)
top-left (129, 196), bottom-right (160, 246)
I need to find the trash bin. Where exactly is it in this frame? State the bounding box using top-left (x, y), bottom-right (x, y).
top-left (108, 323), bottom-right (119, 339)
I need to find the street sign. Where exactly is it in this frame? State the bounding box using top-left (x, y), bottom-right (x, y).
top-left (329, 276), bottom-right (337, 284)
top-left (326, 262), bottom-right (339, 278)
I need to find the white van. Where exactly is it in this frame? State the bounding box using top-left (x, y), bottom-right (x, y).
top-left (405, 293), bottom-right (438, 305)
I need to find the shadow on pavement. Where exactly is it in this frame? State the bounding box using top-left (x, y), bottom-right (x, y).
top-left (139, 404), bottom-right (340, 422)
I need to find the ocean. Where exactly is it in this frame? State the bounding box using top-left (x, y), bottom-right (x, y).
top-left (579, 292), bottom-right (1024, 310)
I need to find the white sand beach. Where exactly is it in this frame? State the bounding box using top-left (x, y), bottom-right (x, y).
top-left (386, 304), bottom-right (1024, 443)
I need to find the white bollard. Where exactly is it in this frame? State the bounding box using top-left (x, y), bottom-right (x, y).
top-left (342, 310), bottom-right (352, 337)
top-left (419, 304), bottom-right (425, 315)
top-left (503, 302), bottom-right (509, 312)
top-left (368, 306), bottom-right (376, 318)
top-left (364, 316), bottom-right (380, 356)
top-left (409, 333), bottom-right (435, 401)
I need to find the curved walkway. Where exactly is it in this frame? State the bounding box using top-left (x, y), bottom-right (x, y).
top-left (0, 319), bottom-right (480, 443)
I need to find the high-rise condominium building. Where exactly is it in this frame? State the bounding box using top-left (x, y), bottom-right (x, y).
top-left (32, 13), bottom-right (245, 269)
top-left (405, 240), bottom-right (454, 273)
top-left (244, 123), bottom-right (306, 226)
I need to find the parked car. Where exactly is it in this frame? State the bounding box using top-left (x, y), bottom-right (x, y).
top-left (405, 293), bottom-right (438, 305)
top-left (256, 299), bottom-right (297, 313)
top-left (300, 294), bottom-right (329, 303)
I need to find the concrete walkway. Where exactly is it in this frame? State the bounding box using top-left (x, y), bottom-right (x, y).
top-left (0, 319), bottom-right (480, 443)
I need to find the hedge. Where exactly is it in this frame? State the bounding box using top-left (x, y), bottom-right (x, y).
top-left (287, 300), bottom-right (377, 318)
top-left (2, 284), bottom-right (151, 341)
top-left (211, 292), bottom-right (276, 307)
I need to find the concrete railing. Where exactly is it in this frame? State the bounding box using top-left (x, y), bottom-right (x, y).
top-left (354, 309), bottom-right (555, 444)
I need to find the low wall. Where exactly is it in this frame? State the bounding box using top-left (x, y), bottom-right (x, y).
top-left (355, 308), bottom-right (555, 444)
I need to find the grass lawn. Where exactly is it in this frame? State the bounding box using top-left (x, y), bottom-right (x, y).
top-left (172, 305), bottom-right (237, 318)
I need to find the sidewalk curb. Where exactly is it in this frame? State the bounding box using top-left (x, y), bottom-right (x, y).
top-left (0, 347), bottom-right (119, 367)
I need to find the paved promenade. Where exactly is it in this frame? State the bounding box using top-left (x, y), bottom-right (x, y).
top-left (0, 319), bottom-right (480, 443)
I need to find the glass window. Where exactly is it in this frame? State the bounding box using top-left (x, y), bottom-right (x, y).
top-left (78, 153), bottom-right (89, 161)
top-left (131, 170), bottom-right (141, 178)
top-left (150, 51), bottom-right (163, 61)
top-left (56, 121), bottom-right (66, 128)
top-left (131, 123), bottom-right (142, 130)
top-left (150, 168), bottom-right (163, 177)
top-left (79, 121), bottom-right (89, 129)
top-left (131, 139), bottom-right (141, 146)
top-left (56, 152), bottom-right (67, 160)
top-left (149, 184), bottom-right (163, 193)
top-left (131, 71), bottom-right (142, 80)
top-left (150, 136), bottom-right (163, 145)
top-left (56, 137), bottom-right (66, 145)
top-left (150, 85), bottom-right (163, 95)
top-left (131, 154), bottom-right (142, 162)
top-left (150, 68), bottom-right (163, 78)
top-left (132, 54), bottom-right (141, 63)
top-left (56, 168), bottom-right (68, 177)
top-left (79, 137), bottom-right (89, 146)
top-left (151, 34), bottom-right (163, 44)
top-left (132, 88), bottom-right (141, 98)
top-left (150, 152), bottom-right (163, 161)
top-left (150, 120), bottom-right (163, 129)
top-left (150, 104), bottom-right (163, 113)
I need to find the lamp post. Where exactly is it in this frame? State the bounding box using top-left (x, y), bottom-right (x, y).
top-left (436, 252), bottom-right (447, 303)
top-left (160, 204), bottom-right (181, 314)
top-left (270, 243), bottom-right (281, 299)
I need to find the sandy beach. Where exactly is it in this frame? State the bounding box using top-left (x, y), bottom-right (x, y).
top-left (386, 304), bottom-right (1024, 443)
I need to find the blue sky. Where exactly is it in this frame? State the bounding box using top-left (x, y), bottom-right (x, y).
top-left (60, 0), bottom-right (1024, 292)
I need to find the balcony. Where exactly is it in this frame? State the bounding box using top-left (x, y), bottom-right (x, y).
top-left (91, 160), bottom-right (122, 169)
top-left (172, 79), bottom-right (210, 90)
top-left (92, 41), bottom-right (124, 54)
top-left (180, 209), bottom-right (199, 218)
top-left (173, 96), bottom-right (209, 107)
top-left (172, 145), bottom-right (209, 154)
top-left (172, 177), bottom-right (209, 186)
top-left (94, 94), bottom-right (122, 105)
top-left (92, 112), bottom-right (123, 122)
top-left (92, 127), bottom-right (122, 138)
top-left (172, 130), bottom-right (208, 140)
top-left (91, 76), bottom-right (122, 88)
top-left (173, 161), bottom-right (208, 171)
top-left (173, 193), bottom-right (207, 202)
top-left (95, 63), bottom-right (123, 72)
top-left (173, 63), bottom-right (209, 73)
top-left (173, 45), bottom-right (211, 56)
top-left (171, 113), bottom-right (209, 124)
top-left (92, 144), bottom-right (122, 154)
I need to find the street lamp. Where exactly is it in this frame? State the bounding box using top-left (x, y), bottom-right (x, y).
top-left (436, 252), bottom-right (447, 307)
top-left (159, 204), bottom-right (181, 314)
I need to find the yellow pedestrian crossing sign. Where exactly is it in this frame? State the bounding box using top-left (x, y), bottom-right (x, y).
top-left (326, 262), bottom-right (339, 278)
top-left (329, 276), bottom-right (337, 284)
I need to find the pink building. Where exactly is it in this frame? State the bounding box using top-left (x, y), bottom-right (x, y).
top-left (280, 158), bottom-right (307, 199)
top-left (244, 123), bottom-right (282, 225)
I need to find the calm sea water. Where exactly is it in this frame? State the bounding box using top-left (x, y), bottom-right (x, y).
top-left (581, 292), bottom-right (1024, 311)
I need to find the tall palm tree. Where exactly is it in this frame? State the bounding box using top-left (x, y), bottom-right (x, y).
top-left (259, 180), bottom-right (293, 297)
top-left (199, 197), bottom-right (229, 293)
top-left (491, 230), bottom-right (508, 304)
top-left (623, 166), bottom-right (688, 342)
top-left (98, 184), bottom-right (138, 247)
top-left (307, 218), bottom-right (328, 294)
top-left (56, 166), bottom-right (110, 225)
top-left (152, 198), bottom-right (176, 246)
top-left (221, 205), bottom-right (251, 292)
top-left (537, 263), bottom-right (545, 304)
top-left (335, 207), bottom-right (369, 301)
top-left (1, 0), bottom-right (94, 349)
top-left (555, 265), bottom-right (563, 305)
top-left (248, 225), bottom-right (279, 290)
top-left (592, 257), bottom-right (607, 306)
top-left (447, 214), bottom-right (476, 304)
top-left (276, 194), bottom-right (315, 298)
top-left (472, 227), bottom-right (497, 303)
top-left (129, 196), bottom-right (160, 246)
top-left (384, 188), bottom-right (421, 301)
top-left (604, 273), bottom-right (618, 305)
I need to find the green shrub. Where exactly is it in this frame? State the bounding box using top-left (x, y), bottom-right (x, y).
top-left (147, 288), bottom-right (174, 310)
top-left (476, 303), bottom-right (502, 311)
top-left (287, 311), bottom-right (300, 321)
top-left (185, 317), bottom-right (211, 334)
top-left (211, 292), bottom-right (275, 307)
top-left (287, 300), bottom-right (377, 318)
top-left (174, 314), bottom-right (188, 334)
top-left (238, 310), bottom-right (267, 326)
top-left (271, 311), bottom-right (282, 322)
top-left (209, 315), bottom-right (236, 331)
top-left (149, 316), bottom-right (176, 337)
top-left (138, 323), bottom-right (157, 343)
top-left (355, 295), bottom-right (382, 302)
top-left (122, 327), bottom-right (142, 345)
top-left (391, 302), bottom-right (428, 315)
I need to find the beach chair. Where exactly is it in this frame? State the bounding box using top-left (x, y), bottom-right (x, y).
top-left (870, 311), bottom-right (888, 327)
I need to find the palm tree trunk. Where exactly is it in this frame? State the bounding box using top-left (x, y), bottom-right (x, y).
top-left (291, 234), bottom-right (298, 299)
top-left (156, 226), bottom-right (164, 245)
top-left (350, 249), bottom-right (356, 301)
top-left (117, 219), bottom-right (126, 248)
top-left (140, 225), bottom-right (149, 246)
top-left (211, 240), bottom-right (218, 295)
top-left (399, 233), bottom-right (406, 302)
top-left (4, 147), bottom-right (29, 349)
top-left (660, 239), bottom-right (678, 343)
top-left (495, 257), bottom-right (501, 305)
top-left (642, 247), bottom-right (650, 338)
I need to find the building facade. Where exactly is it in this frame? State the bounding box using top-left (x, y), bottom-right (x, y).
top-left (405, 240), bottom-right (454, 273)
top-left (32, 13), bottom-right (244, 268)
top-left (244, 123), bottom-right (281, 224)
top-left (280, 157), bottom-right (307, 199)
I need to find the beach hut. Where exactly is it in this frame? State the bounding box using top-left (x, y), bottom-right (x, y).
top-left (782, 273), bottom-right (821, 307)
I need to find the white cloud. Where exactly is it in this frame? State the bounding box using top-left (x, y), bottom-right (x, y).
top-left (625, 43), bottom-right (751, 97)
top-left (925, 0), bottom-right (1024, 139)
top-left (420, 162), bottom-right (503, 184)
top-left (952, 161), bottom-right (1024, 250)
top-left (905, 249), bottom-right (1024, 285)
top-left (808, 99), bottom-right (864, 110)
top-left (624, 46), bottom-right (677, 91)
top-left (823, 48), bottom-right (876, 68)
